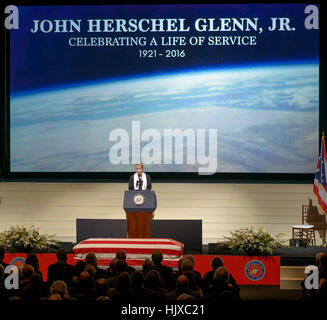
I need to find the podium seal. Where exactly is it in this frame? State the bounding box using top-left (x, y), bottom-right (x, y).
top-left (133, 193), bottom-right (145, 206)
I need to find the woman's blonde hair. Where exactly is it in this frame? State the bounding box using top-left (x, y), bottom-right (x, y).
top-left (135, 163), bottom-right (144, 169)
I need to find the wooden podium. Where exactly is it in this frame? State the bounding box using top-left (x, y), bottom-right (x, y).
top-left (123, 190), bottom-right (157, 238)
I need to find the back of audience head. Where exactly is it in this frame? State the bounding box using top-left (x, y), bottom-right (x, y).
top-left (85, 252), bottom-right (98, 267)
top-left (151, 250), bottom-right (163, 266)
top-left (185, 254), bottom-right (195, 265)
top-left (115, 250), bottom-right (127, 261)
top-left (143, 259), bottom-right (155, 276)
top-left (96, 278), bottom-right (108, 296)
top-left (176, 274), bottom-right (190, 292)
top-left (211, 256), bottom-right (224, 270)
top-left (114, 271), bottom-right (131, 292)
top-left (213, 266), bottom-right (229, 286)
top-left (50, 280), bottom-right (68, 299)
top-left (146, 270), bottom-right (162, 289)
top-left (22, 264), bottom-right (34, 280)
top-left (131, 270), bottom-right (144, 289)
top-left (178, 257), bottom-right (186, 272)
top-left (25, 253), bottom-right (40, 270)
top-left (30, 273), bottom-right (43, 289)
top-left (74, 260), bottom-right (86, 274)
top-left (56, 248), bottom-right (67, 262)
top-left (181, 259), bottom-right (194, 272)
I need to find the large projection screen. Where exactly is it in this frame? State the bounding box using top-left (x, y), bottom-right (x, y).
top-left (6, 3), bottom-right (321, 178)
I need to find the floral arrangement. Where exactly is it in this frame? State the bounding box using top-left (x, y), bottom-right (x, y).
top-left (0, 225), bottom-right (59, 252)
top-left (222, 227), bottom-right (285, 256)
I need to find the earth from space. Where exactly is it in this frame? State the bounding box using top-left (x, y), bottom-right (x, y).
top-left (10, 63), bottom-right (319, 173)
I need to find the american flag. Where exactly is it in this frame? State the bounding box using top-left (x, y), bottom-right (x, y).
top-left (73, 238), bottom-right (184, 270)
top-left (313, 133), bottom-right (327, 215)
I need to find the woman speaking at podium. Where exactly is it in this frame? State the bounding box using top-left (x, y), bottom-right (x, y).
top-left (128, 163), bottom-right (152, 191)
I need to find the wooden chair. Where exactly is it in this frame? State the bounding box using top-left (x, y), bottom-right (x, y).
top-left (292, 205), bottom-right (316, 247)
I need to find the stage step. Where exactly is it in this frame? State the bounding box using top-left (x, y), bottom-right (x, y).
top-left (280, 266), bottom-right (305, 290)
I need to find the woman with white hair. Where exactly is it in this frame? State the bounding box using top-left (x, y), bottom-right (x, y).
top-left (128, 163), bottom-right (152, 191)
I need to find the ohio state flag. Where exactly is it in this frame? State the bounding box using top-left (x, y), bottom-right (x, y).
top-left (313, 133), bottom-right (327, 215)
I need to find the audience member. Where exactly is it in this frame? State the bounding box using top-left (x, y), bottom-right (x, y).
top-left (25, 253), bottom-right (43, 281)
top-left (152, 250), bottom-right (174, 289)
top-left (142, 258), bottom-right (157, 278)
top-left (108, 271), bottom-right (133, 301)
top-left (20, 273), bottom-right (43, 301)
top-left (50, 280), bottom-right (73, 300)
top-left (95, 278), bottom-right (108, 298)
top-left (69, 270), bottom-right (96, 299)
top-left (106, 258), bottom-right (118, 278)
top-left (47, 249), bottom-right (75, 286)
top-left (115, 250), bottom-right (136, 274)
top-left (165, 274), bottom-right (190, 300)
top-left (204, 267), bottom-right (240, 301)
top-left (202, 256), bottom-right (239, 294)
top-left (21, 264), bottom-right (34, 289)
top-left (107, 260), bottom-right (128, 288)
top-left (130, 270), bottom-right (147, 302)
top-left (85, 252), bottom-right (106, 278)
top-left (144, 270), bottom-right (168, 301)
top-left (182, 256), bottom-right (204, 289)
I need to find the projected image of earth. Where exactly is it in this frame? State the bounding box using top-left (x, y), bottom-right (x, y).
top-left (10, 63), bottom-right (319, 173)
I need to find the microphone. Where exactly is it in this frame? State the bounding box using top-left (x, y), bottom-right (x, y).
top-left (137, 179), bottom-right (143, 190)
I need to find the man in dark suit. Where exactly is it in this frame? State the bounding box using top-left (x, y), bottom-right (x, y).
top-left (47, 248), bottom-right (75, 286)
top-left (128, 163), bottom-right (152, 190)
top-left (151, 250), bottom-right (174, 289)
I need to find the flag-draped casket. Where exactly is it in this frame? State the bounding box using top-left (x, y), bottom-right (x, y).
top-left (73, 238), bottom-right (184, 269)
